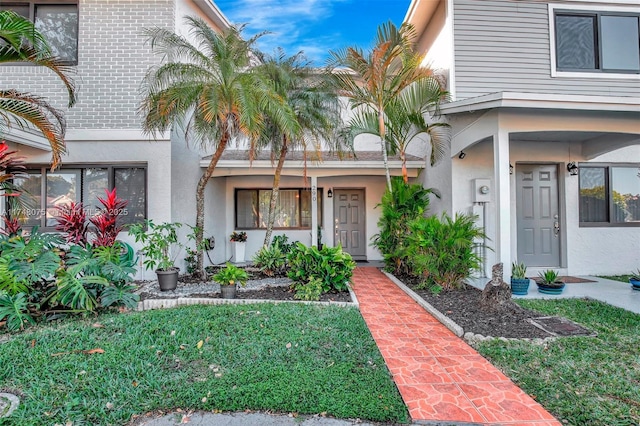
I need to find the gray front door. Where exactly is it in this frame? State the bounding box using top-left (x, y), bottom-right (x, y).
top-left (516, 164), bottom-right (561, 267)
top-left (333, 189), bottom-right (366, 260)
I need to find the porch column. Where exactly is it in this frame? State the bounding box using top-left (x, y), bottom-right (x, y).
top-left (311, 176), bottom-right (318, 247)
top-left (493, 130), bottom-right (512, 278)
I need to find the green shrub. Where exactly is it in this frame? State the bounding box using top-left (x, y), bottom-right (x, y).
top-left (253, 245), bottom-right (286, 276)
top-left (271, 234), bottom-right (294, 254)
top-left (287, 243), bottom-right (355, 292)
top-left (213, 263), bottom-right (249, 287)
top-left (407, 213), bottom-right (487, 290)
top-left (372, 177), bottom-right (436, 275)
top-left (294, 276), bottom-right (323, 301)
top-left (0, 292), bottom-right (35, 332)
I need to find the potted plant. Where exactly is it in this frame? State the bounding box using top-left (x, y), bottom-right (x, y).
top-left (129, 220), bottom-right (183, 291)
top-left (510, 261), bottom-right (530, 295)
top-left (213, 262), bottom-right (249, 299)
top-left (629, 270), bottom-right (640, 291)
top-left (230, 231), bottom-right (247, 263)
top-left (536, 269), bottom-right (565, 295)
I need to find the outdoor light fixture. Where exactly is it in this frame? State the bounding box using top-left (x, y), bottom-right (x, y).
top-left (458, 151), bottom-right (466, 159)
top-left (567, 162), bottom-right (578, 176)
top-left (327, 188), bottom-right (333, 198)
top-left (509, 163), bottom-right (514, 175)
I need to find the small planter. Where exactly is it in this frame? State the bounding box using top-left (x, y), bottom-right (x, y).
top-left (510, 277), bottom-right (530, 295)
top-left (156, 268), bottom-right (179, 291)
top-left (220, 284), bottom-right (237, 299)
top-left (233, 241), bottom-right (246, 263)
top-left (630, 278), bottom-right (640, 291)
top-left (537, 281), bottom-right (565, 295)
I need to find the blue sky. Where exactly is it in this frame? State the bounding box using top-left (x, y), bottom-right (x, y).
top-left (215, 0), bottom-right (412, 65)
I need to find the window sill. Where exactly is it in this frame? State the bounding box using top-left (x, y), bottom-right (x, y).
top-left (552, 70), bottom-right (640, 80)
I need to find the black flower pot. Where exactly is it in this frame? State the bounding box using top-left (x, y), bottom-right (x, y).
top-left (156, 268), bottom-right (179, 291)
top-left (537, 281), bottom-right (565, 295)
top-left (510, 278), bottom-right (530, 295)
top-left (220, 284), bottom-right (237, 299)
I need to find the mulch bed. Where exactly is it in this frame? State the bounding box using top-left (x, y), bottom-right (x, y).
top-left (396, 273), bottom-right (554, 339)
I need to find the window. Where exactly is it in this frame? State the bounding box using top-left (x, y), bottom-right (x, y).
top-left (11, 165), bottom-right (147, 229)
top-left (0, 2), bottom-right (79, 64)
top-left (554, 11), bottom-right (640, 74)
top-left (235, 188), bottom-right (322, 229)
top-left (579, 165), bottom-right (640, 226)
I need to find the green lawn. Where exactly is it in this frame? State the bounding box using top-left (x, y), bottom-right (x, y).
top-left (0, 303), bottom-right (408, 425)
top-left (598, 274), bottom-right (632, 283)
top-left (477, 299), bottom-right (640, 426)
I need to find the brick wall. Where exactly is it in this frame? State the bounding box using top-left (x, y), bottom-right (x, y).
top-left (0, 0), bottom-right (175, 130)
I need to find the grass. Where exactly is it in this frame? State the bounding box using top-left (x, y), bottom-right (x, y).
top-left (476, 298), bottom-right (640, 426)
top-left (598, 274), bottom-right (632, 283)
top-left (0, 303), bottom-right (409, 425)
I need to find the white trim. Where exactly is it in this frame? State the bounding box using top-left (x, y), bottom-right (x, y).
top-left (193, 0), bottom-right (231, 30)
top-left (2, 127), bottom-right (51, 151)
top-left (202, 159), bottom-right (424, 170)
top-left (64, 129), bottom-right (170, 142)
top-left (440, 91), bottom-right (640, 114)
top-left (548, 3), bottom-right (640, 80)
top-left (447, 0), bottom-right (456, 101)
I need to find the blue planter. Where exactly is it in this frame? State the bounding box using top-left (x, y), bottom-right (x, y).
top-left (630, 278), bottom-right (640, 291)
top-left (511, 278), bottom-right (530, 295)
top-left (537, 282), bottom-right (565, 295)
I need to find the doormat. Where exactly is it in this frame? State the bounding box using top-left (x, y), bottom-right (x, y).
top-left (528, 316), bottom-right (595, 337)
top-left (530, 276), bottom-right (596, 283)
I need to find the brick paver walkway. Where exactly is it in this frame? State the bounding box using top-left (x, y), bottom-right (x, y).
top-left (351, 267), bottom-right (561, 425)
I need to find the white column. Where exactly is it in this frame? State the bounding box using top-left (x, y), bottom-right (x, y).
top-left (311, 176), bottom-right (318, 247)
top-left (493, 129), bottom-right (512, 278)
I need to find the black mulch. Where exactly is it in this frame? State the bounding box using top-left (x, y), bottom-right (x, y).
top-left (396, 273), bottom-right (553, 339)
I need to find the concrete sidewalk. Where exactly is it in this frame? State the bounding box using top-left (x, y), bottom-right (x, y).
top-left (136, 412), bottom-right (378, 426)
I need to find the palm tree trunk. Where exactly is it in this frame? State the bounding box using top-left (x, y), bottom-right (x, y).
top-left (263, 139), bottom-right (288, 247)
top-left (378, 110), bottom-right (392, 192)
top-left (400, 150), bottom-right (408, 183)
top-left (195, 134), bottom-right (229, 279)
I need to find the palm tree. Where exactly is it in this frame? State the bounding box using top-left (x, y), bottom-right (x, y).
top-left (139, 17), bottom-right (296, 278)
top-left (348, 77), bottom-right (450, 183)
top-left (328, 21), bottom-right (431, 192)
top-left (254, 50), bottom-right (343, 247)
top-left (0, 10), bottom-right (77, 169)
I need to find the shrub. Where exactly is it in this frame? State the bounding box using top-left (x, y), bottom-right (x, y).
top-left (294, 276), bottom-right (323, 301)
top-left (407, 213), bottom-right (487, 290)
top-left (0, 292), bottom-right (34, 332)
top-left (253, 245), bottom-right (286, 276)
top-left (89, 188), bottom-right (128, 247)
top-left (54, 201), bottom-right (88, 245)
top-left (372, 177), bottom-right (437, 275)
top-left (271, 234), bottom-right (294, 254)
top-left (213, 263), bottom-right (249, 287)
top-left (287, 243), bottom-right (355, 293)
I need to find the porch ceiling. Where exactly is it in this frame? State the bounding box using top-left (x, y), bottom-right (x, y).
top-left (510, 131), bottom-right (640, 160)
top-left (201, 150), bottom-right (425, 177)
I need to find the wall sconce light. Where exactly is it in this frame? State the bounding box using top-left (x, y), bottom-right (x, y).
top-left (458, 151), bottom-right (466, 159)
top-left (567, 162), bottom-right (578, 176)
top-left (327, 188), bottom-right (333, 198)
top-left (509, 163), bottom-right (514, 175)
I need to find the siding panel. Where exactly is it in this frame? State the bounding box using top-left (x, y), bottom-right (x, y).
top-left (453, 0), bottom-right (640, 100)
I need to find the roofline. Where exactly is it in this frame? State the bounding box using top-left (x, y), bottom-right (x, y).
top-left (200, 159), bottom-right (425, 169)
top-left (440, 92), bottom-right (640, 114)
top-left (194, 0), bottom-right (232, 30)
top-left (2, 127), bottom-right (52, 151)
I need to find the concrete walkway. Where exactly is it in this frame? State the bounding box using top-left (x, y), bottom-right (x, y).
top-left (351, 267), bottom-right (560, 425)
top-left (467, 275), bottom-right (640, 314)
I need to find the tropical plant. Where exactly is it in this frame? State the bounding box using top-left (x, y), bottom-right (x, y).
top-left (0, 214), bottom-right (21, 237)
top-left (253, 50), bottom-right (343, 246)
top-left (328, 21), bottom-right (432, 192)
top-left (129, 220), bottom-right (183, 271)
top-left (293, 276), bottom-right (324, 301)
top-left (271, 234), bottom-right (294, 254)
top-left (407, 213), bottom-right (487, 290)
top-left (347, 77), bottom-right (450, 183)
top-left (54, 201), bottom-right (88, 245)
top-left (230, 231), bottom-right (247, 242)
top-left (0, 10), bottom-right (76, 168)
top-left (213, 262), bottom-right (249, 287)
top-left (372, 177), bottom-right (436, 275)
top-left (287, 243), bottom-right (355, 293)
top-left (252, 245), bottom-right (286, 277)
top-left (100, 282), bottom-right (139, 310)
top-left (89, 188), bottom-right (128, 247)
top-left (0, 292), bottom-right (34, 332)
top-left (511, 262), bottom-right (527, 279)
top-left (140, 18), bottom-right (294, 279)
top-left (538, 269), bottom-right (562, 286)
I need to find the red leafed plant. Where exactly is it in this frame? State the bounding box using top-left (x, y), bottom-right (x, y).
top-left (0, 214), bottom-right (21, 237)
top-left (54, 201), bottom-right (88, 245)
top-left (90, 188), bottom-right (128, 247)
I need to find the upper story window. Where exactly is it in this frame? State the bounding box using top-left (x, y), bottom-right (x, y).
top-left (579, 164), bottom-right (640, 227)
top-left (553, 9), bottom-right (640, 75)
top-left (10, 165), bottom-right (147, 230)
top-left (0, 2), bottom-right (79, 65)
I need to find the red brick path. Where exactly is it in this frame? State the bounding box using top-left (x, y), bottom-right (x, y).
top-left (351, 267), bottom-right (561, 425)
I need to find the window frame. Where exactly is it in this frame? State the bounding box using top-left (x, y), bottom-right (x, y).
top-left (0, 1), bottom-right (80, 66)
top-left (549, 4), bottom-right (640, 79)
top-left (578, 163), bottom-right (640, 228)
top-left (234, 188), bottom-right (323, 230)
top-left (11, 163), bottom-right (148, 231)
